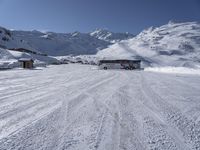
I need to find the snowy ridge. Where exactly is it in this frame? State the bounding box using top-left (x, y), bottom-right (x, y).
top-left (97, 21), bottom-right (200, 68)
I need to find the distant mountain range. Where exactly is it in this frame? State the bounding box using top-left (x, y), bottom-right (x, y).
top-left (1, 21), bottom-right (200, 68)
top-left (0, 27), bottom-right (134, 56)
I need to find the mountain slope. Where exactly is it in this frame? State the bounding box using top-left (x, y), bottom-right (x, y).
top-left (97, 21), bottom-right (200, 68)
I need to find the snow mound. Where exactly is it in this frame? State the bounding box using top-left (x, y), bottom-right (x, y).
top-left (97, 22), bottom-right (200, 68)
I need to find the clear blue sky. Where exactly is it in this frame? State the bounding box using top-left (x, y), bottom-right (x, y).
top-left (0, 0), bottom-right (200, 34)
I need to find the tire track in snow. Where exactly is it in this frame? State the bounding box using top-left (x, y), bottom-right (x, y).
top-left (1, 65), bottom-right (199, 150)
top-left (54, 71), bottom-right (124, 150)
top-left (0, 69), bottom-right (111, 116)
top-left (0, 71), bottom-right (113, 133)
top-left (0, 67), bottom-right (115, 148)
top-left (91, 71), bottom-right (149, 150)
top-left (115, 85), bottom-right (148, 150)
top-left (117, 72), bottom-right (186, 150)
top-left (0, 91), bottom-right (63, 140)
top-left (0, 65), bottom-right (99, 102)
top-left (143, 73), bottom-right (200, 123)
top-left (141, 73), bottom-right (200, 150)
top-left (87, 72), bottom-right (145, 150)
top-left (0, 104), bottom-right (63, 150)
top-left (0, 69), bottom-right (117, 150)
top-left (56, 72), bottom-right (119, 150)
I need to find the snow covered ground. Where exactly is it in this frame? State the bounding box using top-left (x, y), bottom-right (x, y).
top-left (0, 64), bottom-right (200, 150)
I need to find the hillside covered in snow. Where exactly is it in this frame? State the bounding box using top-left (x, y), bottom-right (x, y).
top-left (97, 21), bottom-right (200, 68)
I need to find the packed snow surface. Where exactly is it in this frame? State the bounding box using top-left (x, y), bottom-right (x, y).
top-left (0, 64), bottom-right (200, 150)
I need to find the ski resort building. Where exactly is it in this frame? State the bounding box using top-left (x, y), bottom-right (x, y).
top-left (18, 58), bottom-right (34, 69)
top-left (98, 59), bottom-right (141, 70)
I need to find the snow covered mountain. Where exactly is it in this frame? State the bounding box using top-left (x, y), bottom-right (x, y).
top-left (0, 27), bottom-right (134, 56)
top-left (97, 21), bottom-right (200, 68)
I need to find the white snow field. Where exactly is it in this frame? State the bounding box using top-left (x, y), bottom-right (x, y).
top-left (0, 64), bottom-right (200, 150)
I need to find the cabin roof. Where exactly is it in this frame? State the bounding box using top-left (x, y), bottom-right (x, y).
top-left (18, 58), bottom-right (34, 62)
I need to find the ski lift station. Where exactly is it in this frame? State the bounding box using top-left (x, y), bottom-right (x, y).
top-left (98, 59), bottom-right (141, 70)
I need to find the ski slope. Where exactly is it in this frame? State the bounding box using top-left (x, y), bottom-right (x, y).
top-left (0, 64), bottom-right (200, 150)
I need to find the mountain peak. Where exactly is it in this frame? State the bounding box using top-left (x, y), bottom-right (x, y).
top-left (90, 28), bottom-right (111, 37)
top-left (90, 28), bottom-right (134, 43)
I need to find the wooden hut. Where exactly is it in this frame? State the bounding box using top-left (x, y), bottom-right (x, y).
top-left (18, 58), bottom-right (34, 69)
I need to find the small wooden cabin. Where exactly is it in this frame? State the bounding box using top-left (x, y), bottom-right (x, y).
top-left (18, 58), bottom-right (34, 69)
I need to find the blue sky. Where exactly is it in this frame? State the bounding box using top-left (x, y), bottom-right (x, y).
top-left (0, 0), bottom-right (200, 34)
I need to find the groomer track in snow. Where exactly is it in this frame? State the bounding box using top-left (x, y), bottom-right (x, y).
top-left (0, 64), bottom-right (200, 150)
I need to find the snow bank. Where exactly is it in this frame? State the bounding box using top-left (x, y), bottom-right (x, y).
top-left (145, 67), bottom-right (200, 75)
